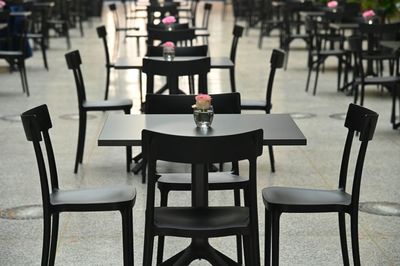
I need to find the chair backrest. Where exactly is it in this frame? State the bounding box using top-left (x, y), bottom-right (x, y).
top-left (265, 49), bottom-right (285, 113)
top-left (65, 50), bottom-right (86, 107)
top-left (359, 22), bottom-right (400, 54)
top-left (96, 25), bottom-right (111, 65)
top-left (21, 104), bottom-right (59, 211)
top-left (142, 57), bottom-right (210, 94)
top-left (145, 92), bottom-right (241, 114)
top-left (347, 35), bottom-right (364, 79)
top-left (339, 103), bottom-right (378, 206)
top-left (142, 128), bottom-right (263, 216)
top-left (200, 3), bottom-right (212, 29)
top-left (147, 28), bottom-right (196, 46)
top-left (108, 3), bottom-right (121, 29)
top-left (230, 25), bottom-right (244, 62)
top-left (146, 45), bottom-right (208, 57)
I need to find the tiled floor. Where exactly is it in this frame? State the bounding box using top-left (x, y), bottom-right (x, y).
top-left (0, 2), bottom-right (399, 265)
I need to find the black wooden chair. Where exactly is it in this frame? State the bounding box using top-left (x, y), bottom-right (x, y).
top-left (147, 27), bottom-right (196, 47)
top-left (46, 0), bottom-right (71, 49)
top-left (241, 49), bottom-right (285, 173)
top-left (348, 35), bottom-right (400, 129)
top-left (178, 0), bottom-right (199, 27)
top-left (142, 128), bottom-right (263, 265)
top-left (21, 104), bottom-right (136, 266)
top-left (142, 57), bottom-right (210, 94)
top-left (212, 25), bottom-right (244, 94)
top-left (263, 103), bottom-right (378, 266)
top-left (0, 11), bottom-right (29, 96)
top-left (144, 92), bottom-right (245, 264)
top-left (65, 50), bottom-right (133, 173)
top-left (304, 17), bottom-right (349, 95)
top-left (96, 25), bottom-right (115, 100)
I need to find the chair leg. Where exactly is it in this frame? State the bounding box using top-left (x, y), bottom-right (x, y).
top-left (350, 212), bottom-right (361, 266)
top-left (41, 38), bottom-right (49, 70)
top-left (338, 212), bottom-right (350, 266)
top-left (156, 190), bottom-right (169, 264)
top-left (234, 189), bottom-right (243, 265)
top-left (360, 85), bottom-right (365, 107)
top-left (243, 235), bottom-right (252, 265)
top-left (305, 62), bottom-right (313, 92)
top-left (229, 67), bottom-right (236, 93)
top-left (353, 83), bottom-right (359, 104)
top-left (48, 213), bottom-right (59, 266)
top-left (337, 57), bottom-right (342, 91)
top-left (126, 146), bottom-right (132, 172)
top-left (142, 222), bottom-right (154, 266)
top-left (271, 211), bottom-right (280, 266)
top-left (104, 66), bottom-right (111, 100)
top-left (41, 211), bottom-right (51, 266)
top-left (21, 60), bottom-right (29, 97)
top-left (63, 23), bottom-right (71, 49)
top-left (268, 145), bottom-right (275, 173)
top-left (18, 60), bottom-right (26, 94)
top-left (313, 60), bottom-right (321, 96)
top-left (136, 37), bottom-right (140, 57)
top-left (121, 208), bottom-right (134, 266)
top-left (74, 112), bottom-right (87, 173)
top-left (265, 209), bottom-right (272, 266)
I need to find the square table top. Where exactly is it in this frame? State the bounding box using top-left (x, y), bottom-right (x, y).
top-left (98, 114), bottom-right (307, 147)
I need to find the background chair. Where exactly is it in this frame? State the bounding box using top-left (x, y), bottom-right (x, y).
top-left (241, 49), bottom-right (285, 173)
top-left (0, 11), bottom-right (29, 96)
top-left (21, 104), bottom-right (136, 266)
top-left (348, 35), bottom-right (400, 129)
top-left (96, 25), bottom-right (115, 100)
top-left (211, 24), bottom-right (244, 93)
top-left (142, 128), bottom-right (263, 265)
top-left (263, 103), bottom-right (378, 266)
top-left (65, 50), bottom-right (133, 173)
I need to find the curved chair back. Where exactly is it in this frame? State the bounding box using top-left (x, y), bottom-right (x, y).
top-left (145, 92), bottom-right (241, 114)
top-left (265, 49), bottom-right (285, 113)
top-left (142, 57), bottom-right (210, 94)
top-left (339, 104), bottom-right (378, 206)
top-left (21, 105), bottom-right (59, 211)
top-left (200, 3), bottom-right (212, 29)
top-left (108, 3), bottom-right (121, 30)
top-left (65, 50), bottom-right (86, 108)
top-left (230, 25), bottom-right (244, 63)
top-left (96, 25), bottom-right (112, 65)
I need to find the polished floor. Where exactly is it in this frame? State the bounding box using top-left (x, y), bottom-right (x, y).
top-left (0, 2), bottom-right (399, 265)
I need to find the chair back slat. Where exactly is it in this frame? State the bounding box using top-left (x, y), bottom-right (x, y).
top-left (230, 25), bottom-right (244, 62)
top-left (65, 50), bottom-right (87, 105)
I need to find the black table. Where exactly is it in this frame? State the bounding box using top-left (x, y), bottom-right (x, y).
top-left (98, 113), bottom-right (306, 264)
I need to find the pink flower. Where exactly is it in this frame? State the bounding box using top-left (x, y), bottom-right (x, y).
top-left (193, 94), bottom-right (212, 110)
top-left (163, 41), bottom-right (175, 48)
top-left (327, 1), bottom-right (338, 8)
top-left (162, 16), bottom-right (176, 25)
top-left (362, 10), bottom-right (376, 18)
top-left (0, 1), bottom-right (6, 8)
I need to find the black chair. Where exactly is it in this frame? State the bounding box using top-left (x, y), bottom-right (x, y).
top-left (212, 25), bottom-right (244, 93)
top-left (258, 0), bottom-right (283, 49)
top-left (147, 27), bottom-right (196, 47)
top-left (304, 17), bottom-right (349, 95)
top-left (348, 35), bottom-right (400, 129)
top-left (178, 0), bottom-right (199, 27)
top-left (65, 50), bottom-right (133, 173)
top-left (142, 128), bottom-right (263, 265)
top-left (46, 0), bottom-right (71, 49)
top-left (263, 103), bottom-right (378, 266)
top-left (0, 11), bottom-right (29, 96)
top-left (144, 92), bottom-right (248, 264)
top-left (21, 104), bottom-right (136, 266)
top-left (241, 49), bottom-right (285, 173)
top-left (142, 57), bottom-right (210, 94)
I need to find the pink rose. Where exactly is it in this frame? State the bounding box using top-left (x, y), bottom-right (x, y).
top-left (0, 1), bottom-right (6, 8)
top-left (193, 94), bottom-right (212, 110)
top-left (327, 1), bottom-right (338, 8)
top-left (362, 10), bottom-right (375, 18)
top-left (163, 41), bottom-right (175, 48)
top-left (162, 16), bottom-right (176, 25)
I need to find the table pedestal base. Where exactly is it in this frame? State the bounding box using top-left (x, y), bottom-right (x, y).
top-left (161, 238), bottom-right (240, 266)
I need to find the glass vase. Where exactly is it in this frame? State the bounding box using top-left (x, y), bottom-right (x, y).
top-left (193, 106), bottom-right (214, 128)
top-left (163, 46), bottom-right (175, 61)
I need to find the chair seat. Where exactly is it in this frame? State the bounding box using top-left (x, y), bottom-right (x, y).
top-left (157, 172), bottom-right (248, 191)
top-left (154, 206), bottom-right (249, 237)
top-left (263, 186), bottom-right (351, 212)
top-left (241, 99), bottom-right (269, 111)
top-left (83, 99), bottom-right (133, 111)
top-left (313, 49), bottom-right (346, 57)
top-left (210, 57), bottom-right (234, 68)
top-left (51, 185), bottom-right (136, 212)
top-left (0, 50), bottom-right (23, 57)
top-left (356, 76), bottom-right (400, 85)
